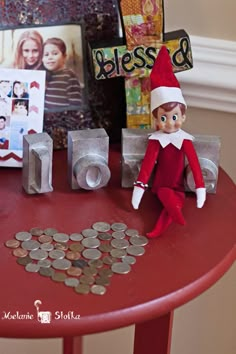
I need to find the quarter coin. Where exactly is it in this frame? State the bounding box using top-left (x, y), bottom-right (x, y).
top-left (38, 259), bottom-right (52, 268)
top-left (29, 227), bottom-right (44, 236)
top-left (111, 262), bottom-right (131, 274)
top-left (49, 250), bottom-right (65, 260)
top-left (70, 233), bottom-right (83, 241)
top-left (92, 222), bottom-right (110, 233)
top-left (82, 249), bottom-right (102, 260)
top-left (90, 284), bottom-right (106, 295)
top-left (15, 232), bottom-right (32, 241)
top-left (82, 238), bottom-right (100, 249)
top-left (82, 229), bottom-right (98, 238)
top-left (75, 284), bottom-right (90, 294)
top-left (39, 267), bottom-right (54, 277)
top-left (5, 239), bottom-right (20, 248)
top-left (112, 231), bottom-right (125, 239)
top-left (130, 235), bottom-right (149, 246)
top-left (98, 233), bottom-right (112, 241)
top-left (64, 277), bottom-right (79, 287)
top-left (127, 245), bottom-right (145, 256)
top-left (21, 240), bottom-right (40, 251)
top-left (29, 249), bottom-right (48, 260)
top-left (52, 259), bottom-right (71, 270)
top-left (111, 238), bottom-right (129, 249)
top-left (40, 243), bottom-right (54, 252)
top-left (110, 248), bottom-right (126, 258)
top-left (55, 242), bottom-right (68, 251)
top-left (25, 263), bottom-right (40, 272)
top-left (53, 233), bottom-right (69, 243)
top-left (44, 228), bottom-right (58, 236)
top-left (125, 229), bottom-right (139, 237)
top-left (111, 223), bottom-right (127, 231)
top-left (122, 255), bottom-right (136, 265)
top-left (13, 248), bottom-right (28, 257)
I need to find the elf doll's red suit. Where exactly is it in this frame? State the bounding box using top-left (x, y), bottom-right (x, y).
top-left (131, 46), bottom-right (206, 238)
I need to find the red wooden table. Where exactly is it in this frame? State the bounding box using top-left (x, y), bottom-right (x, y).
top-left (0, 146), bottom-right (235, 354)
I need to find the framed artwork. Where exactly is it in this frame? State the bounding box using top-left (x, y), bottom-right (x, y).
top-left (0, 68), bottom-right (45, 167)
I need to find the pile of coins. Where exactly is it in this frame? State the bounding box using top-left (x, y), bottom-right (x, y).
top-left (5, 222), bottom-right (149, 296)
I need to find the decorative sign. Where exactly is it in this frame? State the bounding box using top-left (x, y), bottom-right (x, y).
top-left (0, 68), bottom-right (45, 167)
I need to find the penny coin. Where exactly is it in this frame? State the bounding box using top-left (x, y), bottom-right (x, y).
top-left (98, 268), bottom-right (113, 278)
top-left (55, 242), bottom-right (68, 251)
top-left (40, 243), bottom-right (54, 252)
top-left (80, 275), bottom-right (95, 285)
top-left (88, 259), bottom-right (103, 268)
top-left (127, 245), bottom-right (145, 256)
top-left (95, 276), bottom-right (110, 286)
top-left (98, 232), bottom-right (112, 241)
top-left (52, 259), bottom-right (71, 270)
top-left (29, 249), bottom-right (48, 260)
top-left (75, 284), bottom-right (90, 295)
top-left (53, 233), bottom-right (69, 243)
top-left (83, 266), bottom-right (97, 277)
top-left (111, 239), bottom-right (129, 249)
top-left (5, 239), bottom-right (20, 248)
top-left (38, 259), bottom-right (52, 268)
top-left (25, 263), bottom-right (40, 273)
top-left (130, 235), bottom-right (149, 246)
top-left (66, 251), bottom-right (81, 261)
top-left (82, 238), bottom-right (100, 249)
top-left (125, 229), bottom-right (139, 237)
top-left (112, 262), bottom-right (131, 274)
top-left (52, 272), bottom-right (67, 282)
top-left (102, 256), bottom-right (117, 265)
top-left (64, 277), bottom-right (79, 287)
top-left (38, 235), bottom-right (53, 244)
top-left (13, 248), bottom-right (28, 257)
top-left (99, 243), bottom-right (112, 253)
top-left (67, 266), bottom-right (82, 277)
top-left (16, 256), bottom-right (32, 266)
top-left (39, 267), bottom-right (54, 277)
top-left (29, 227), bottom-right (44, 236)
top-left (110, 248), bottom-right (126, 258)
top-left (44, 228), bottom-right (58, 236)
top-left (122, 255), bottom-right (136, 265)
top-left (82, 229), bottom-right (98, 238)
top-left (15, 232), bottom-right (32, 241)
top-left (82, 249), bottom-right (102, 260)
top-left (69, 243), bottom-right (84, 252)
top-left (49, 250), bottom-right (65, 260)
top-left (21, 240), bottom-right (40, 251)
top-left (92, 222), bottom-right (110, 233)
top-left (91, 284), bottom-right (106, 295)
top-left (70, 233), bottom-right (83, 241)
top-left (72, 259), bottom-right (88, 269)
top-left (111, 223), bottom-right (127, 232)
top-left (112, 231), bottom-right (125, 239)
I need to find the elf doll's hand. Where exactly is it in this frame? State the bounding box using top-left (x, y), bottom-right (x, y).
top-left (196, 187), bottom-right (206, 208)
top-left (132, 186), bottom-right (145, 210)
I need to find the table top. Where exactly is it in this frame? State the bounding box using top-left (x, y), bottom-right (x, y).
top-left (0, 146), bottom-right (235, 338)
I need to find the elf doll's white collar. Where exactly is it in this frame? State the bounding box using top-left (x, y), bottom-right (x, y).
top-left (149, 129), bottom-right (194, 149)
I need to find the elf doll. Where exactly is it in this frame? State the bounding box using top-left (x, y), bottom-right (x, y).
top-left (131, 46), bottom-right (206, 238)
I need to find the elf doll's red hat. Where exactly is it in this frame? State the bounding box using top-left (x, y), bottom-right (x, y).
top-left (150, 45), bottom-right (186, 113)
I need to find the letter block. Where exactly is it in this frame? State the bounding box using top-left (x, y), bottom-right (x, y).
top-left (68, 129), bottom-right (111, 190)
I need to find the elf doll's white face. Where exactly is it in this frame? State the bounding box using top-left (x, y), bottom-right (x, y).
top-left (155, 105), bottom-right (186, 134)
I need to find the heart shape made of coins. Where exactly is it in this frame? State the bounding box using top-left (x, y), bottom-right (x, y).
top-left (5, 222), bottom-right (149, 295)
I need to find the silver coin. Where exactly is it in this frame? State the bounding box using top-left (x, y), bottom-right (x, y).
top-left (40, 243), bottom-right (54, 252)
top-left (29, 227), bottom-right (44, 236)
top-left (130, 236), bottom-right (149, 246)
top-left (82, 249), bottom-right (102, 260)
top-left (90, 284), bottom-right (106, 295)
top-left (21, 240), bottom-right (40, 251)
top-left (111, 262), bottom-right (131, 274)
top-left (70, 233), bottom-right (83, 241)
top-left (82, 238), bottom-right (100, 249)
top-left (49, 250), bottom-right (65, 259)
top-left (122, 255), bottom-right (136, 265)
top-left (125, 229), bottom-right (139, 237)
top-left (111, 238), bottom-right (129, 249)
top-left (110, 248), bottom-right (126, 258)
top-left (98, 232), bottom-right (112, 241)
top-left (127, 245), bottom-right (145, 256)
top-left (64, 277), bottom-right (80, 287)
top-left (53, 233), bottom-right (69, 243)
top-left (25, 263), bottom-right (40, 272)
top-left (29, 249), bottom-right (48, 261)
top-left (44, 228), bottom-right (58, 236)
top-left (15, 231), bottom-right (32, 241)
top-left (38, 259), bottom-right (52, 268)
top-left (111, 223), bottom-right (127, 231)
top-left (82, 229), bottom-right (98, 238)
top-left (112, 231), bottom-right (125, 239)
top-left (92, 222), bottom-right (110, 233)
top-left (52, 259), bottom-right (71, 270)
top-left (39, 267), bottom-right (54, 277)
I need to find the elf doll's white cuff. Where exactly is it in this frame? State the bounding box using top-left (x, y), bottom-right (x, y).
top-left (196, 187), bottom-right (206, 208)
top-left (132, 186), bottom-right (145, 210)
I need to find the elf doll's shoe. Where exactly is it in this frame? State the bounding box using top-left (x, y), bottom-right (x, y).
top-left (147, 209), bottom-right (172, 238)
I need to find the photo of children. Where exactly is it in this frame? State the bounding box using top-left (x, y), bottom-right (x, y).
top-left (12, 81), bottom-right (29, 98)
top-left (12, 99), bottom-right (29, 116)
top-left (0, 115), bottom-right (10, 149)
top-left (0, 24), bottom-right (85, 112)
top-left (0, 80), bottom-right (12, 98)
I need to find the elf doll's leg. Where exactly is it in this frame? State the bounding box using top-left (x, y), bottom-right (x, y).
top-left (147, 208), bottom-right (172, 238)
top-left (157, 187), bottom-right (186, 225)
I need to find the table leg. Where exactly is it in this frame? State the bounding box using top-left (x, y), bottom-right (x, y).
top-left (133, 312), bottom-right (173, 354)
top-left (63, 336), bottom-right (82, 354)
